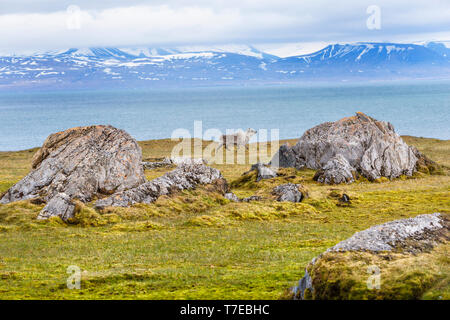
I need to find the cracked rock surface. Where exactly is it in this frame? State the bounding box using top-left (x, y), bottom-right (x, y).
top-left (313, 154), bottom-right (355, 184)
top-left (0, 125), bottom-right (146, 220)
top-left (37, 193), bottom-right (75, 221)
top-left (271, 112), bottom-right (418, 183)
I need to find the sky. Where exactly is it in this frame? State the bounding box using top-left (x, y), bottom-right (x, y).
top-left (1, 0), bottom-right (450, 57)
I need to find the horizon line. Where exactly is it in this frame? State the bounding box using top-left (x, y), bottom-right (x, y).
top-left (2, 40), bottom-right (450, 59)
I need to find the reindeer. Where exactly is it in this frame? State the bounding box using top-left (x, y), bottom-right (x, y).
top-left (216, 128), bottom-right (257, 151)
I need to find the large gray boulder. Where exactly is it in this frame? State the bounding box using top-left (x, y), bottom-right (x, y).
top-left (95, 163), bottom-right (224, 208)
top-left (293, 213), bottom-right (449, 299)
top-left (271, 112), bottom-right (418, 183)
top-left (327, 212), bottom-right (445, 253)
top-left (0, 125), bottom-right (146, 220)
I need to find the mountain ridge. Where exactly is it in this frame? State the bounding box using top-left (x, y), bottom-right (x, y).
top-left (1, 42), bottom-right (449, 89)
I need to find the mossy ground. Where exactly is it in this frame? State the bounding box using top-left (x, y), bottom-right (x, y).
top-left (0, 137), bottom-right (449, 299)
top-left (303, 241), bottom-right (449, 300)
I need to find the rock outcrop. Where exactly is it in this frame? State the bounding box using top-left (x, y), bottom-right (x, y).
top-left (95, 163), bottom-right (224, 208)
top-left (271, 112), bottom-right (418, 183)
top-left (142, 157), bottom-right (207, 170)
top-left (0, 125), bottom-right (146, 220)
top-left (293, 213), bottom-right (449, 299)
top-left (272, 183), bottom-right (306, 202)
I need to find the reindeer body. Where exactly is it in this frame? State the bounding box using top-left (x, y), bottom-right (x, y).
top-left (217, 128), bottom-right (257, 151)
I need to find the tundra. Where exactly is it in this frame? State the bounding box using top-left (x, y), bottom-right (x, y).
top-left (216, 128), bottom-right (257, 150)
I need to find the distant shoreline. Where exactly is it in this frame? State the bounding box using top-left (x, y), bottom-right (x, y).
top-left (1, 136), bottom-right (449, 154)
top-left (2, 77), bottom-right (450, 94)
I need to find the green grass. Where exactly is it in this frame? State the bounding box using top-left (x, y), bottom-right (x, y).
top-left (0, 137), bottom-right (449, 299)
top-left (302, 241), bottom-right (449, 300)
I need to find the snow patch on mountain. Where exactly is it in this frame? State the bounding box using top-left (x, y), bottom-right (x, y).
top-left (0, 42), bottom-right (449, 89)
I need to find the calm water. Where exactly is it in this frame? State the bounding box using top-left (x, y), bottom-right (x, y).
top-left (0, 81), bottom-right (449, 151)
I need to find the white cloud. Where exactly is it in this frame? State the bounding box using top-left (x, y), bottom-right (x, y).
top-left (0, 1), bottom-right (449, 53)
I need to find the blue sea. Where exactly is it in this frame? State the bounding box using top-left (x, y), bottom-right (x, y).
top-left (0, 80), bottom-right (449, 151)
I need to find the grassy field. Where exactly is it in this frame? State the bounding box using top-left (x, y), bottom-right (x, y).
top-left (0, 137), bottom-right (449, 299)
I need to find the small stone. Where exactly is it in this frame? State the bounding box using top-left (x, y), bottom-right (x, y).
top-left (272, 183), bottom-right (305, 202)
top-left (225, 192), bottom-right (240, 202)
top-left (244, 163), bottom-right (277, 181)
top-left (340, 194), bottom-right (350, 203)
top-left (242, 195), bottom-right (262, 202)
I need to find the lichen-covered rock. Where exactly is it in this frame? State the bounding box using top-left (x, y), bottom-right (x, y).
top-left (95, 163), bottom-right (224, 208)
top-left (272, 183), bottom-right (305, 202)
top-left (313, 154), bottom-right (355, 184)
top-left (37, 193), bottom-right (75, 221)
top-left (271, 112), bottom-right (418, 183)
top-left (0, 125), bottom-right (146, 220)
top-left (293, 213), bottom-right (449, 300)
top-left (329, 213), bottom-right (445, 253)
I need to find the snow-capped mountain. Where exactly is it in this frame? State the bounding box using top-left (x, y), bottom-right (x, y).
top-left (0, 42), bottom-right (449, 89)
top-left (280, 43), bottom-right (446, 65)
top-left (267, 42), bottom-right (450, 80)
top-left (424, 41), bottom-right (450, 58)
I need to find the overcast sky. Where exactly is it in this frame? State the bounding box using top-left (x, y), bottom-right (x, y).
top-left (1, 0), bottom-right (450, 56)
